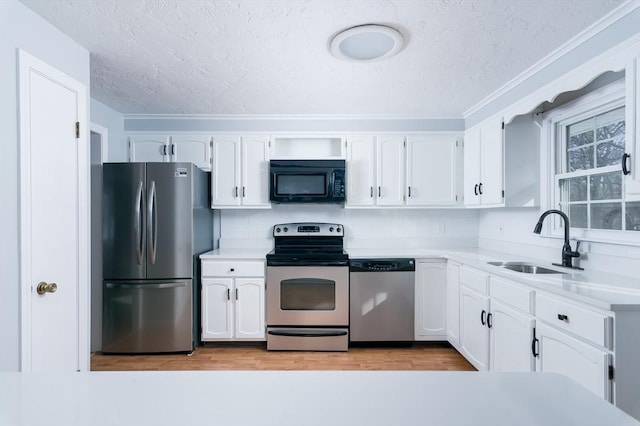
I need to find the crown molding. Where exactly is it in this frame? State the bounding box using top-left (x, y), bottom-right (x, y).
top-left (463, 0), bottom-right (640, 118)
top-left (121, 113), bottom-right (463, 121)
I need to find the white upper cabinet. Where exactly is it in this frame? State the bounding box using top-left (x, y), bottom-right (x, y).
top-left (128, 135), bottom-right (169, 163)
top-left (128, 134), bottom-right (212, 170)
top-left (406, 135), bottom-right (459, 206)
top-left (625, 44), bottom-right (640, 200)
top-left (169, 135), bottom-right (212, 170)
top-left (345, 135), bottom-right (377, 206)
top-left (346, 133), bottom-right (460, 208)
top-left (377, 135), bottom-right (406, 206)
top-left (345, 134), bottom-right (404, 207)
top-left (463, 117), bottom-right (504, 207)
top-left (211, 135), bottom-right (270, 208)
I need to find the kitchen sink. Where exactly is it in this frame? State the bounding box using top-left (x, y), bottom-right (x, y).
top-left (487, 261), bottom-right (567, 275)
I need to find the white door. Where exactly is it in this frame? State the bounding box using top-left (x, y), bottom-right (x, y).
top-left (406, 135), bottom-right (458, 206)
top-left (170, 135), bottom-right (212, 170)
top-left (212, 136), bottom-right (241, 206)
top-left (19, 50), bottom-right (88, 371)
top-left (479, 119), bottom-right (504, 205)
top-left (201, 278), bottom-right (233, 340)
top-left (536, 322), bottom-right (611, 400)
top-left (234, 278), bottom-right (265, 339)
top-left (129, 135), bottom-right (169, 162)
top-left (463, 127), bottom-right (482, 206)
top-left (414, 261), bottom-right (447, 339)
top-left (625, 49), bottom-right (640, 199)
top-left (446, 262), bottom-right (460, 348)
top-left (489, 300), bottom-right (535, 372)
top-left (377, 135), bottom-right (405, 206)
top-left (241, 136), bottom-right (271, 207)
top-left (459, 286), bottom-right (490, 371)
top-left (345, 135), bottom-right (377, 207)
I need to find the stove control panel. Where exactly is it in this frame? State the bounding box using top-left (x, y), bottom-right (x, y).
top-left (273, 222), bottom-right (344, 237)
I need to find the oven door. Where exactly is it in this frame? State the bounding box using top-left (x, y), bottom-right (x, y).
top-left (266, 266), bottom-right (349, 326)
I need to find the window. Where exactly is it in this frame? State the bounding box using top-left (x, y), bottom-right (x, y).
top-left (545, 80), bottom-right (640, 243)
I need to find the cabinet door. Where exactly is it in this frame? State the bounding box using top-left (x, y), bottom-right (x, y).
top-left (211, 136), bottom-right (241, 206)
top-left (241, 136), bottom-right (271, 207)
top-left (536, 322), bottom-right (611, 400)
top-left (345, 135), bottom-right (377, 207)
top-left (463, 128), bottom-right (482, 206)
top-left (406, 135), bottom-right (458, 206)
top-left (234, 278), bottom-right (265, 339)
top-left (625, 49), bottom-right (640, 199)
top-left (446, 262), bottom-right (460, 348)
top-left (377, 135), bottom-right (405, 206)
top-left (490, 300), bottom-right (535, 372)
top-left (415, 261), bottom-right (447, 340)
top-left (128, 135), bottom-right (168, 163)
top-left (201, 278), bottom-right (233, 340)
top-left (459, 286), bottom-right (490, 371)
top-left (170, 135), bottom-right (212, 170)
top-left (479, 119), bottom-right (504, 205)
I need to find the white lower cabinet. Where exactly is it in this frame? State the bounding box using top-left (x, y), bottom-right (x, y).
top-left (459, 285), bottom-right (490, 371)
top-left (414, 260), bottom-right (447, 340)
top-left (201, 260), bottom-right (265, 341)
top-left (445, 262), bottom-right (460, 348)
top-left (535, 322), bottom-right (611, 400)
top-left (489, 300), bottom-right (535, 372)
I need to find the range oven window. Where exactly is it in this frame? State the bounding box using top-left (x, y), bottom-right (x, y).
top-left (280, 278), bottom-right (335, 310)
top-left (275, 174), bottom-right (327, 196)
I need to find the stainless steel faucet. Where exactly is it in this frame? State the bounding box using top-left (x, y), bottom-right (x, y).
top-left (533, 209), bottom-right (583, 270)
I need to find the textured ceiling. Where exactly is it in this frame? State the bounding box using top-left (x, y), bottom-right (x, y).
top-left (21, 0), bottom-right (626, 117)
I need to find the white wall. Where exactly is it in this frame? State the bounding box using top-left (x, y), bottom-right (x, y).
top-left (478, 208), bottom-right (640, 278)
top-left (218, 207), bottom-right (479, 250)
top-left (0, 1), bottom-right (90, 371)
top-left (90, 98), bottom-right (126, 162)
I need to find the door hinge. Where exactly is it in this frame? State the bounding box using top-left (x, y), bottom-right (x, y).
top-left (608, 365), bottom-right (614, 380)
top-left (75, 121), bottom-right (80, 138)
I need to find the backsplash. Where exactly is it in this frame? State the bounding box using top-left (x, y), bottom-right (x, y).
top-left (219, 206), bottom-right (479, 250)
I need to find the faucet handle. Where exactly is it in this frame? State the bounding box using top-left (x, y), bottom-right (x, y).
top-left (575, 241), bottom-right (581, 252)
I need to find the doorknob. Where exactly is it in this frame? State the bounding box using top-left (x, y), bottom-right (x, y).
top-left (36, 282), bottom-right (57, 295)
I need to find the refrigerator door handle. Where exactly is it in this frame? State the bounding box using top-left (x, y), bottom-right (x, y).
top-left (147, 180), bottom-right (158, 265)
top-left (134, 180), bottom-right (144, 265)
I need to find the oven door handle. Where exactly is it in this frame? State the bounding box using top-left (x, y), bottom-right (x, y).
top-left (267, 329), bottom-right (348, 338)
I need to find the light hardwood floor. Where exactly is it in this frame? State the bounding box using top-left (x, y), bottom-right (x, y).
top-left (91, 342), bottom-right (476, 371)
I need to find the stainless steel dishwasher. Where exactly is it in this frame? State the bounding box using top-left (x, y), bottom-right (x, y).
top-left (349, 258), bottom-right (415, 342)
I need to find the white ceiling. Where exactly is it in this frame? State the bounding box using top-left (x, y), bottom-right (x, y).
top-left (21, 0), bottom-right (626, 117)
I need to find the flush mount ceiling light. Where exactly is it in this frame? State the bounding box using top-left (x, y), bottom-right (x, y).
top-left (330, 24), bottom-right (404, 62)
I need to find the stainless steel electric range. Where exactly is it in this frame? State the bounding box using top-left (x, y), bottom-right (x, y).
top-left (266, 222), bottom-right (349, 351)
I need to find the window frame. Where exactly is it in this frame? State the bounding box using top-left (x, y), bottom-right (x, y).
top-left (541, 79), bottom-right (639, 246)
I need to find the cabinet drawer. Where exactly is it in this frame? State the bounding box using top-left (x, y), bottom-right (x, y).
top-left (460, 266), bottom-right (488, 295)
top-left (490, 276), bottom-right (533, 314)
top-left (202, 260), bottom-right (265, 277)
top-left (536, 292), bottom-right (612, 348)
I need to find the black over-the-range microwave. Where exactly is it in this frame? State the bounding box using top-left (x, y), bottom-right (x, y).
top-left (269, 159), bottom-right (346, 203)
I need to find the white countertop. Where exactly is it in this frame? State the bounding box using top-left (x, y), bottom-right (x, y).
top-left (199, 246), bottom-right (640, 311)
top-left (1, 371), bottom-right (638, 426)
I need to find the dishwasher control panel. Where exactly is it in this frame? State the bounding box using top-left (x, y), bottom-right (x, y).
top-left (349, 258), bottom-right (415, 272)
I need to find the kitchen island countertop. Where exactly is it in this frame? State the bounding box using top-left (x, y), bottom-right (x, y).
top-left (1, 371), bottom-right (638, 426)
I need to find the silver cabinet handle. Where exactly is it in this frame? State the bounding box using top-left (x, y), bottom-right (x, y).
top-left (242, 186), bottom-right (246, 197)
top-left (408, 186), bottom-right (412, 197)
top-left (235, 288), bottom-right (239, 300)
top-left (235, 186), bottom-right (238, 197)
top-left (227, 288), bottom-right (231, 300)
top-left (378, 186), bottom-right (381, 197)
top-left (370, 186), bottom-right (373, 198)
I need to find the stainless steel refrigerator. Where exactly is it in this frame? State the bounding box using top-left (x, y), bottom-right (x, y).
top-left (102, 162), bottom-right (214, 353)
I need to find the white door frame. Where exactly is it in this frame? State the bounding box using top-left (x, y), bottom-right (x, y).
top-left (18, 49), bottom-right (90, 371)
top-left (90, 122), bottom-right (109, 163)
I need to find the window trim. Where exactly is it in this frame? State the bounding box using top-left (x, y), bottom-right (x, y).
top-left (541, 79), bottom-right (639, 246)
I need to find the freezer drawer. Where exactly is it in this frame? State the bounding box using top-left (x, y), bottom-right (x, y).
top-left (102, 279), bottom-right (193, 353)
